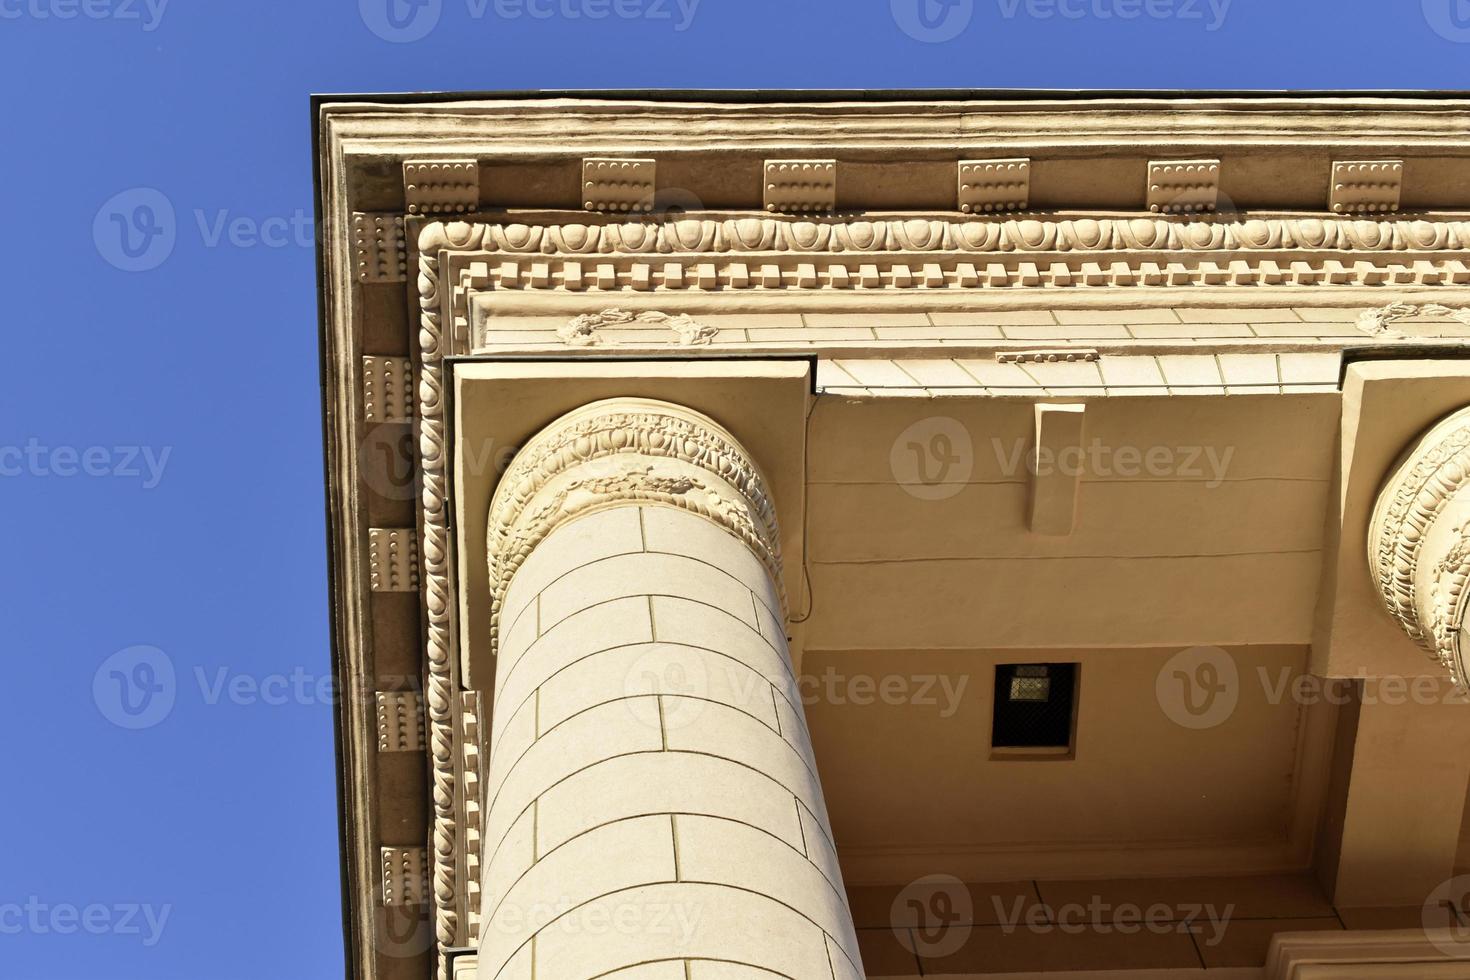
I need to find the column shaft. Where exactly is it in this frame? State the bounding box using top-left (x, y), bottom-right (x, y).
top-left (478, 503), bottom-right (861, 980)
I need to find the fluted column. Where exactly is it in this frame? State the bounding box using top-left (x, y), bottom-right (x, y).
top-left (1369, 404), bottom-right (1470, 685)
top-left (476, 398), bottom-right (861, 980)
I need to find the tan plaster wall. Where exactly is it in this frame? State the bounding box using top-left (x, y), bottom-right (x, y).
top-left (806, 645), bottom-right (1317, 883)
top-left (805, 394), bottom-right (1338, 652)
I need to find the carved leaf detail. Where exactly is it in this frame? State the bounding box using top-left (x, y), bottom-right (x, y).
top-left (558, 308), bottom-right (718, 347)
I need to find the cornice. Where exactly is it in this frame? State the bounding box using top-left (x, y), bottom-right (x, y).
top-left (322, 96), bottom-right (1470, 156)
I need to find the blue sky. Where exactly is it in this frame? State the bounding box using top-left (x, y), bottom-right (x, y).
top-left (0, 1), bottom-right (1467, 977)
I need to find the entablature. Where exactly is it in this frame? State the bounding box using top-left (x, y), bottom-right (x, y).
top-left (316, 94), bottom-right (1470, 980)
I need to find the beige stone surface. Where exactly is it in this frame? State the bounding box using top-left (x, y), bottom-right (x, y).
top-left (473, 306), bottom-right (1470, 357)
top-left (315, 95), bottom-right (1470, 979)
top-left (1315, 362), bottom-right (1470, 679)
top-left (453, 361), bottom-right (810, 689)
top-left (1320, 682), bottom-right (1470, 908)
top-left (809, 646), bottom-right (1319, 883)
top-left (803, 393), bottom-right (1336, 652)
top-left (478, 417), bottom-right (859, 979)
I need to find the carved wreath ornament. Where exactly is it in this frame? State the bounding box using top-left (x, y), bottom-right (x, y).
top-left (558, 308), bottom-right (718, 346)
top-left (1358, 302), bottom-right (1470, 337)
top-left (1369, 407), bottom-right (1470, 685)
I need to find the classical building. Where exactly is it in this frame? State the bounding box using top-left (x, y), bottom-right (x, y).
top-left (316, 93), bottom-right (1470, 979)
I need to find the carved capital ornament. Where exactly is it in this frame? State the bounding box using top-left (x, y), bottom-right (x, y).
top-left (485, 398), bottom-right (785, 658)
top-left (1369, 406), bottom-right (1470, 685)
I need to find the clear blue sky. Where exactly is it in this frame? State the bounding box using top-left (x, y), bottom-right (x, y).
top-left (0, 1), bottom-right (1466, 977)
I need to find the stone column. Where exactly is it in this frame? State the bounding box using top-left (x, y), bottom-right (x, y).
top-left (475, 398), bottom-right (861, 980)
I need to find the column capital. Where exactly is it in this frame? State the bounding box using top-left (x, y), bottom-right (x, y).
top-left (486, 397), bottom-right (784, 656)
top-left (1369, 405), bottom-right (1470, 684)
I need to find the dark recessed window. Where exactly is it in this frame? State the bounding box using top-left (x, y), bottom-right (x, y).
top-left (992, 663), bottom-right (1078, 753)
